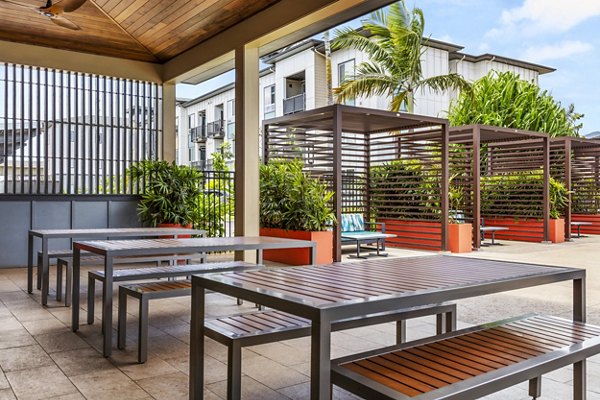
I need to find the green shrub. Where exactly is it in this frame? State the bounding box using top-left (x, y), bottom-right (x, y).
top-left (260, 160), bottom-right (335, 231)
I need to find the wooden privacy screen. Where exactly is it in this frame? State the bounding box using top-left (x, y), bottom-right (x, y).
top-left (263, 104), bottom-right (449, 258)
top-left (552, 138), bottom-right (600, 236)
top-left (449, 125), bottom-right (550, 248)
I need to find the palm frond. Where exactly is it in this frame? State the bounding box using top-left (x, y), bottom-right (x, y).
top-left (417, 74), bottom-right (472, 94)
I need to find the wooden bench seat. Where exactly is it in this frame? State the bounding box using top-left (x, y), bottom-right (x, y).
top-left (55, 252), bottom-right (204, 306)
top-left (117, 278), bottom-right (455, 400)
top-left (332, 314), bottom-right (600, 400)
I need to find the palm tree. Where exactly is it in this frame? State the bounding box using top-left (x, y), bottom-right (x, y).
top-left (333, 1), bottom-right (471, 113)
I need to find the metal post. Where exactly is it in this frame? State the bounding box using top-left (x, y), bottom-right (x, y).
top-left (332, 105), bottom-right (342, 262)
top-left (71, 247), bottom-right (81, 332)
top-left (441, 123), bottom-right (449, 251)
top-left (41, 237), bottom-right (49, 306)
top-left (27, 233), bottom-right (33, 293)
top-left (102, 254), bottom-right (114, 357)
top-left (565, 139), bottom-right (572, 241)
top-left (227, 342), bottom-right (242, 400)
top-left (473, 126), bottom-right (481, 249)
top-left (543, 137), bottom-right (550, 243)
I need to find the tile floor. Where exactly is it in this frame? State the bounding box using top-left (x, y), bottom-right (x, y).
top-left (1, 237), bottom-right (600, 399)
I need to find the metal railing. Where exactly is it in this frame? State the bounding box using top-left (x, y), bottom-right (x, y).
top-left (190, 126), bottom-right (207, 142)
top-left (207, 120), bottom-right (225, 138)
top-left (196, 170), bottom-right (235, 237)
top-left (283, 93), bottom-right (305, 115)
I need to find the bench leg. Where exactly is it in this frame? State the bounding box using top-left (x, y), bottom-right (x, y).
top-left (37, 253), bottom-right (42, 290)
top-left (65, 264), bottom-right (72, 308)
top-left (574, 360), bottom-right (586, 400)
top-left (227, 341), bottom-right (242, 400)
top-left (396, 320), bottom-right (406, 344)
top-left (138, 297), bottom-right (149, 364)
top-left (445, 307), bottom-right (457, 333)
top-left (529, 377), bottom-right (541, 399)
top-left (56, 260), bottom-right (63, 302)
top-left (117, 289), bottom-right (127, 350)
top-left (87, 275), bottom-right (96, 325)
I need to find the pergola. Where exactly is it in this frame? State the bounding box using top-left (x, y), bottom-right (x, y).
top-left (449, 125), bottom-right (551, 248)
top-left (551, 137), bottom-right (600, 238)
top-left (0, 0), bottom-right (396, 265)
top-left (263, 104), bottom-right (449, 260)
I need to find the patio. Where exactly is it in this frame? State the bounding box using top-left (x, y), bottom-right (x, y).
top-left (0, 238), bottom-right (599, 400)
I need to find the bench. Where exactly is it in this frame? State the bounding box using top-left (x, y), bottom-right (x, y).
top-left (340, 214), bottom-right (395, 258)
top-left (572, 221), bottom-right (593, 238)
top-left (332, 314), bottom-right (600, 400)
top-left (33, 249), bottom-right (95, 291)
top-left (480, 218), bottom-right (509, 246)
top-left (98, 261), bottom-right (257, 327)
top-left (55, 253), bottom-right (204, 306)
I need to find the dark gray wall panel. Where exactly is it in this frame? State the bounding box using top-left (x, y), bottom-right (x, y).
top-left (109, 201), bottom-right (141, 228)
top-left (0, 197), bottom-right (140, 268)
top-left (73, 202), bottom-right (108, 229)
top-left (0, 202), bottom-right (31, 267)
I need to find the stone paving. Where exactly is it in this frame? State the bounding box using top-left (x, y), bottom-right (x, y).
top-left (1, 236), bottom-right (600, 399)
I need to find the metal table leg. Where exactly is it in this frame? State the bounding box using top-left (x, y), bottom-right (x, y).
top-left (310, 314), bottom-right (332, 400)
top-left (102, 255), bottom-right (114, 357)
top-left (574, 276), bottom-right (587, 399)
top-left (71, 247), bottom-right (81, 332)
top-left (190, 280), bottom-right (206, 400)
top-left (27, 233), bottom-right (34, 294)
top-left (41, 238), bottom-right (49, 306)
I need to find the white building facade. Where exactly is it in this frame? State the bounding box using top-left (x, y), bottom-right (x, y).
top-left (176, 38), bottom-right (553, 169)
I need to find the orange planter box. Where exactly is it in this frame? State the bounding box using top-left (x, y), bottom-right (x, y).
top-left (549, 218), bottom-right (565, 243)
top-left (260, 228), bottom-right (333, 265)
top-left (379, 219), bottom-right (442, 251)
top-left (448, 223), bottom-right (472, 253)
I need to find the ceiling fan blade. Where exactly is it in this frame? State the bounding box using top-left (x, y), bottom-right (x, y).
top-left (54, 0), bottom-right (85, 12)
top-left (0, 0), bottom-right (38, 10)
top-left (50, 15), bottom-right (80, 30)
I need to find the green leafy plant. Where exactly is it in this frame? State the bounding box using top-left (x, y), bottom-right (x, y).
top-left (260, 160), bottom-right (335, 231)
top-left (128, 160), bottom-right (203, 226)
top-left (549, 178), bottom-right (569, 219)
top-left (332, 1), bottom-right (470, 112)
top-left (448, 175), bottom-right (466, 224)
top-left (448, 71), bottom-right (583, 137)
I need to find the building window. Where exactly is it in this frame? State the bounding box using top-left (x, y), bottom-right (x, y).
top-left (338, 59), bottom-right (356, 106)
top-left (227, 99), bottom-right (235, 120)
top-left (264, 85), bottom-right (276, 119)
top-left (188, 114), bottom-right (195, 129)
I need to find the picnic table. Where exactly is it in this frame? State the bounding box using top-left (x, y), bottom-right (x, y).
top-left (28, 227), bottom-right (206, 305)
top-left (189, 255), bottom-right (586, 400)
top-left (340, 232), bottom-right (397, 258)
top-left (70, 236), bottom-right (317, 357)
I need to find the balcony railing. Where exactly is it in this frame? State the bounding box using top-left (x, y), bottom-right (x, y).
top-left (283, 93), bottom-right (306, 115)
top-left (207, 120), bottom-right (225, 138)
top-left (190, 126), bottom-right (207, 142)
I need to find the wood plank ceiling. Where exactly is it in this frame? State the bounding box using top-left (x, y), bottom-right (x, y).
top-left (0, 0), bottom-right (281, 63)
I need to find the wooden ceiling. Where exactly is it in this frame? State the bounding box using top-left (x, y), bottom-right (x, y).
top-left (0, 0), bottom-right (281, 63)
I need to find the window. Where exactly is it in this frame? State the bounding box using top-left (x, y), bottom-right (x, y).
top-left (227, 99), bottom-right (235, 120)
top-left (188, 114), bottom-right (195, 129)
top-left (198, 111), bottom-right (206, 127)
top-left (264, 85), bottom-right (276, 119)
top-left (338, 59), bottom-right (356, 106)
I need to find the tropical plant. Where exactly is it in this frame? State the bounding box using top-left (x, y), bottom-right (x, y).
top-left (448, 175), bottom-right (466, 224)
top-left (448, 71), bottom-right (583, 137)
top-left (549, 178), bottom-right (569, 219)
top-left (332, 1), bottom-right (471, 112)
top-left (260, 159), bottom-right (335, 231)
top-left (128, 160), bottom-right (203, 226)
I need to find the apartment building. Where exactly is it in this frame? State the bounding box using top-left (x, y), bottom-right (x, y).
top-left (176, 37), bottom-right (553, 168)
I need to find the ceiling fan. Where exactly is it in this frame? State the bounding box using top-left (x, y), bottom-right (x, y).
top-left (0, 0), bottom-right (87, 30)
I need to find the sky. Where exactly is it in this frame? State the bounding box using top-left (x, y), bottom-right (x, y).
top-left (177, 0), bottom-right (600, 135)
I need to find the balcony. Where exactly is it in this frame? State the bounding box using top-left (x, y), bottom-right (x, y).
top-left (283, 93), bottom-right (305, 115)
top-left (207, 120), bottom-right (225, 138)
top-left (190, 126), bottom-right (207, 142)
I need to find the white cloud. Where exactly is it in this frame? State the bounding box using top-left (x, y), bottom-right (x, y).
top-left (487, 0), bottom-right (600, 38)
top-left (436, 34), bottom-right (453, 43)
top-left (522, 40), bottom-right (593, 63)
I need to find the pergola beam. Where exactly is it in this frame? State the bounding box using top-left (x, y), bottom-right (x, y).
top-left (0, 39), bottom-right (162, 83)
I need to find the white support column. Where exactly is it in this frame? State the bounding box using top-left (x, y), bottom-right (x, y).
top-left (162, 82), bottom-right (176, 163)
top-left (234, 46), bottom-right (260, 261)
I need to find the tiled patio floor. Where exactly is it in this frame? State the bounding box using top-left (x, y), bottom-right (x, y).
top-left (1, 236), bottom-right (600, 399)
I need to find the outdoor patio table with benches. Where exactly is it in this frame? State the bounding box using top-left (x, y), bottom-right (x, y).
top-left (27, 227), bottom-right (206, 305)
top-left (190, 255), bottom-right (588, 400)
top-left (70, 236), bottom-right (317, 357)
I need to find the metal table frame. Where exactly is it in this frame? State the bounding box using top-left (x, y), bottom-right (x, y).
top-left (70, 236), bottom-right (317, 357)
top-left (572, 222), bottom-right (593, 238)
top-left (27, 227), bottom-right (206, 305)
top-left (341, 233), bottom-right (397, 258)
top-left (189, 255), bottom-right (586, 400)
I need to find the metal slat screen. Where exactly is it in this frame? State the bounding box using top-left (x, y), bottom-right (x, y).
top-left (264, 121), bottom-right (446, 251)
top-left (0, 62), bottom-right (162, 195)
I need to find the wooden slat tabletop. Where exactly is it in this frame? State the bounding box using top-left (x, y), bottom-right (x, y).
top-left (198, 255), bottom-right (579, 308)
